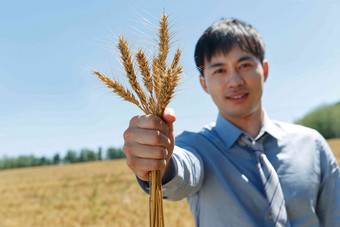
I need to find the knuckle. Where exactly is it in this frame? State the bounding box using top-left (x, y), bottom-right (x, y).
top-left (123, 128), bottom-right (133, 141)
top-left (159, 160), bottom-right (167, 169)
top-left (152, 160), bottom-right (166, 170)
top-left (123, 143), bottom-right (132, 155)
top-left (147, 115), bottom-right (161, 128)
top-left (164, 148), bottom-right (169, 158)
top-left (129, 115), bottom-right (140, 126)
top-left (166, 138), bottom-right (171, 147)
top-left (138, 172), bottom-right (150, 181)
top-left (149, 119), bottom-right (158, 129)
top-left (126, 157), bottom-right (136, 170)
top-left (154, 147), bottom-right (165, 159)
top-left (151, 130), bottom-right (162, 144)
top-left (166, 148), bottom-right (172, 159)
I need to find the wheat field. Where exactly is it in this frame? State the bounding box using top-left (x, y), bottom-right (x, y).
top-left (0, 139), bottom-right (339, 227)
top-left (0, 160), bottom-right (194, 227)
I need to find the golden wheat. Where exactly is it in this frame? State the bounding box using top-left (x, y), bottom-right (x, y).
top-left (93, 70), bottom-right (143, 110)
top-left (136, 48), bottom-right (153, 95)
top-left (156, 13), bottom-right (169, 74)
top-left (1, 142), bottom-right (339, 226)
top-left (117, 35), bottom-right (149, 113)
top-left (93, 11), bottom-right (182, 227)
top-left (152, 56), bottom-right (161, 103)
top-left (0, 160), bottom-right (195, 227)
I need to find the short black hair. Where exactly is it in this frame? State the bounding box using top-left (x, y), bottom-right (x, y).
top-left (194, 18), bottom-right (265, 75)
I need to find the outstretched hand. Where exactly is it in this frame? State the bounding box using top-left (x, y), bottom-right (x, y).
top-left (123, 108), bottom-right (176, 181)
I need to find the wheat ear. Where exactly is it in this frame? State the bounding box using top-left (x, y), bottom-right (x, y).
top-left (152, 56), bottom-right (161, 102)
top-left (93, 70), bottom-right (143, 110)
top-left (155, 48), bottom-right (182, 115)
top-left (156, 67), bottom-right (181, 115)
top-left (118, 36), bottom-right (149, 113)
top-left (157, 13), bottom-right (169, 73)
top-left (136, 48), bottom-right (153, 95)
top-left (153, 13), bottom-right (170, 103)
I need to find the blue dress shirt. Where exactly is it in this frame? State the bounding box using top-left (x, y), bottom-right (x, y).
top-left (138, 113), bottom-right (340, 227)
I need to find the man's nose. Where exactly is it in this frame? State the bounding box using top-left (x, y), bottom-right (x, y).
top-left (227, 70), bottom-right (244, 88)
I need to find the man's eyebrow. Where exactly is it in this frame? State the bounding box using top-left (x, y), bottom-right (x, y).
top-left (208, 62), bottom-right (225, 69)
top-left (208, 55), bottom-right (256, 68)
top-left (237, 55), bottom-right (255, 62)
top-left (207, 54), bottom-right (256, 69)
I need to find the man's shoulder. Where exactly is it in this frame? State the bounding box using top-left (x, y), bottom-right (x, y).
top-left (271, 119), bottom-right (322, 140)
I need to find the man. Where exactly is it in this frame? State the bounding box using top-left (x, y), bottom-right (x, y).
top-left (123, 19), bottom-right (340, 226)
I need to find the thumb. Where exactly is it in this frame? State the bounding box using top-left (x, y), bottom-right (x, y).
top-left (162, 107), bottom-right (176, 125)
top-left (162, 108), bottom-right (176, 160)
top-left (162, 107), bottom-right (176, 141)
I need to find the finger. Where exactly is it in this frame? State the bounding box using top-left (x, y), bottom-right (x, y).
top-left (130, 115), bottom-right (169, 135)
top-left (126, 157), bottom-right (167, 181)
top-left (130, 128), bottom-right (171, 148)
top-left (124, 142), bottom-right (168, 160)
top-left (134, 157), bottom-right (167, 172)
top-left (135, 171), bottom-right (150, 182)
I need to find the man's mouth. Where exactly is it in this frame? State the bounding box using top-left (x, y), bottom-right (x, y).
top-left (226, 92), bottom-right (248, 100)
top-left (229, 94), bottom-right (246, 99)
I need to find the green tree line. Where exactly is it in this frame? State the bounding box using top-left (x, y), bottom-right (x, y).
top-left (295, 102), bottom-right (340, 139)
top-left (0, 147), bottom-right (125, 170)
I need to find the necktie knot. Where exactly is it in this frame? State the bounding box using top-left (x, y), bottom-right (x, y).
top-left (237, 134), bottom-right (265, 165)
top-left (237, 134), bottom-right (264, 152)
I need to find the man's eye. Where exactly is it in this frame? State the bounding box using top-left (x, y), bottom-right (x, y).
top-left (240, 63), bottom-right (252, 69)
top-left (214, 69), bottom-right (225, 74)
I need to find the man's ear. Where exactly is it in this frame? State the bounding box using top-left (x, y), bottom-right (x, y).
top-left (262, 61), bottom-right (269, 82)
top-left (199, 75), bottom-right (209, 93)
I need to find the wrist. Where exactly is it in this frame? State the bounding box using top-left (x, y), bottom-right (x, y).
top-left (162, 156), bottom-right (176, 185)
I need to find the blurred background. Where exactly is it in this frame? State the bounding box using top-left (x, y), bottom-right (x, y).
top-left (1, 0), bottom-right (340, 159)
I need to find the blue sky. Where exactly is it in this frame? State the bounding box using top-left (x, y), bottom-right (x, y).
top-left (1, 0), bottom-right (340, 158)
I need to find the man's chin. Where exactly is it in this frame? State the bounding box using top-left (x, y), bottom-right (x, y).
top-left (219, 109), bottom-right (254, 120)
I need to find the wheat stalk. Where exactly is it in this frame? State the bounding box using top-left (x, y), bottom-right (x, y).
top-left (93, 11), bottom-right (181, 227)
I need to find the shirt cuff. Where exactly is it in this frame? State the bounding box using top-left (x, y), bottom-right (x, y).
top-left (162, 152), bottom-right (185, 198)
top-left (136, 155), bottom-right (183, 198)
top-left (136, 176), bottom-right (150, 194)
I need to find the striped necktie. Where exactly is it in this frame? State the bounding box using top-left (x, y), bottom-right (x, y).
top-left (238, 134), bottom-right (290, 227)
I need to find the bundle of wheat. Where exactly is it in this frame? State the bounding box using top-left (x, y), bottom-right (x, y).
top-left (93, 11), bottom-right (182, 227)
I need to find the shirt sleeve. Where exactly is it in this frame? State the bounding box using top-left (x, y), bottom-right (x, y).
top-left (136, 143), bottom-right (204, 201)
top-left (161, 145), bottom-right (204, 201)
top-left (315, 133), bottom-right (340, 226)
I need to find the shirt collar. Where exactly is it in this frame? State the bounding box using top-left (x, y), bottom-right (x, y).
top-left (261, 111), bottom-right (284, 141)
top-left (213, 111), bottom-right (283, 149)
top-left (214, 114), bottom-right (243, 149)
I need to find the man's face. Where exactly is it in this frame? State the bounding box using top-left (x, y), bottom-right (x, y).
top-left (200, 45), bottom-right (268, 122)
